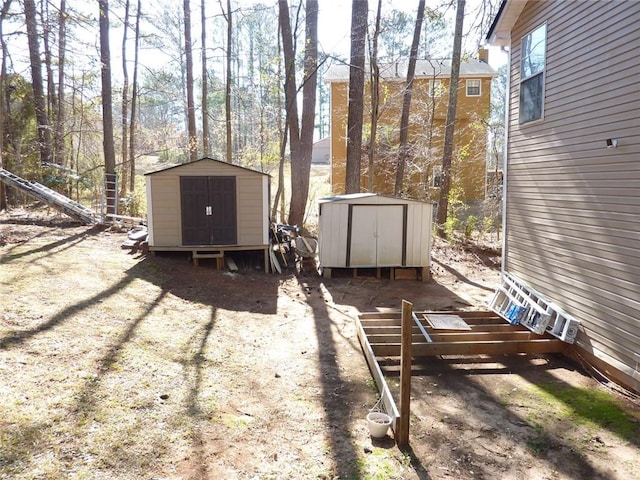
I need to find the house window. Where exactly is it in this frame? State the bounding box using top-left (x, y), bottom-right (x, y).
top-left (466, 79), bottom-right (481, 96)
top-left (432, 165), bottom-right (442, 188)
top-left (519, 23), bottom-right (546, 123)
top-left (428, 79), bottom-right (443, 97)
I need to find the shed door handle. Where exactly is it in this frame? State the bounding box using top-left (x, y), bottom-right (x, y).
top-left (205, 206), bottom-right (212, 215)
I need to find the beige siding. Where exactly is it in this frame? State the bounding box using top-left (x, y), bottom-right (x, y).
top-left (505, 1), bottom-right (640, 388)
top-left (236, 176), bottom-right (268, 245)
top-left (148, 176), bottom-right (182, 246)
top-left (146, 159), bottom-right (268, 248)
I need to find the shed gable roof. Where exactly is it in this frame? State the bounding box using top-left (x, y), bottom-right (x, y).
top-left (144, 157), bottom-right (270, 177)
top-left (319, 193), bottom-right (432, 205)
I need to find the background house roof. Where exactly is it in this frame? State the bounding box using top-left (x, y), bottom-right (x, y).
top-left (325, 58), bottom-right (498, 82)
top-left (486, 0), bottom-right (528, 46)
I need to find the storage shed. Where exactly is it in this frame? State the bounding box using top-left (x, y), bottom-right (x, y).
top-left (318, 194), bottom-right (433, 279)
top-left (145, 158), bottom-right (270, 271)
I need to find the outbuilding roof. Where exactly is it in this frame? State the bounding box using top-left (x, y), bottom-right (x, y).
top-left (325, 58), bottom-right (497, 82)
top-left (144, 157), bottom-right (270, 176)
top-left (319, 193), bottom-right (432, 204)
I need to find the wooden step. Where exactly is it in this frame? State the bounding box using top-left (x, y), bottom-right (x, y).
top-left (192, 252), bottom-right (223, 259)
top-left (192, 251), bottom-right (224, 268)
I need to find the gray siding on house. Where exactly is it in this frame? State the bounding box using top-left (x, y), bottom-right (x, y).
top-left (505, 1), bottom-right (640, 386)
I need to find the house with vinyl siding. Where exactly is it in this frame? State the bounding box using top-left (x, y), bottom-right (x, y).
top-left (487, 0), bottom-right (640, 393)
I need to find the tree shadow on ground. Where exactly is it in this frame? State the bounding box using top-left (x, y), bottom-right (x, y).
top-left (310, 272), bottom-right (478, 314)
top-left (298, 276), bottom-right (364, 479)
top-left (387, 353), bottom-right (638, 479)
top-left (298, 275), bottom-right (434, 479)
top-left (129, 251), bottom-right (280, 314)
top-left (431, 257), bottom-right (496, 293)
top-left (0, 224), bottom-right (105, 261)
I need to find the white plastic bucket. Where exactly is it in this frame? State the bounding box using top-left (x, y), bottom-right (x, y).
top-left (366, 411), bottom-right (392, 438)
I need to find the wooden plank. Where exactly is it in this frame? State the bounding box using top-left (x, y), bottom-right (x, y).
top-left (366, 333), bottom-right (425, 344)
top-left (365, 323), bottom-right (529, 335)
top-left (359, 311), bottom-right (402, 320)
top-left (226, 256), bottom-right (239, 272)
top-left (393, 268), bottom-right (418, 281)
top-left (363, 326), bottom-right (419, 335)
top-left (426, 331), bottom-right (545, 342)
top-left (269, 248), bottom-right (282, 274)
top-left (193, 252), bottom-right (224, 258)
top-left (371, 339), bottom-right (568, 357)
top-left (360, 318), bottom-right (403, 327)
top-left (461, 324), bottom-right (530, 332)
top-left (360, 310), bottom-right (504, 322)
top-left (366, 331), bottom-right (550, 345)
top-left (355, 314), bottom-right (400, 430)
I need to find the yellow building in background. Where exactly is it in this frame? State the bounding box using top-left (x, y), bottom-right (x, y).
top-left (326, 52), bottom-right (497, 202)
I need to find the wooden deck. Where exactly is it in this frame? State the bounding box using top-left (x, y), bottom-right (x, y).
top-left (355, 310), bottom-right (568, 432)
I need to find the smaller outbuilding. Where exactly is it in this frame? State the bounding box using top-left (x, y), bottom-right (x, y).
top-left (145, 158), bottom-right (270, 271)
top-left (317, 193), bottom-right (433, 280)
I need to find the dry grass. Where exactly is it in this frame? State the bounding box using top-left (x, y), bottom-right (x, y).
top-left (0, 216), bottom-right (385, 479)
top-left (1, 227), bottom-right (203, 479)
top-left (3, 210), bottom-right (640, 480)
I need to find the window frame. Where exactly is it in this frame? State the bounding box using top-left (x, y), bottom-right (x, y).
top-left (466, 79), bottom-right (481, 97)
top-left (428, 79), bottom-right (444, 98)
top-left (431, 165), bottom-right (442, 188)
top-left (519, 23), bottom-right (547, 124)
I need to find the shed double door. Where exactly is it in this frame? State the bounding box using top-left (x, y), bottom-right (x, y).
top-left (348, 205), bottom-right (405, 267)
top-left (180, 176), bottom-right (237, 245)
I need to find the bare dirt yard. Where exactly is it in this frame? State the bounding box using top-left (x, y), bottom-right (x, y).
top-left (1, 207), bottom-right (639, 480)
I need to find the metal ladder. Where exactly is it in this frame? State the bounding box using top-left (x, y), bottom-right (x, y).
top-left (489, 271), bottom-right (580, 343)
top-left (0, 167), bottom-right (97, 225)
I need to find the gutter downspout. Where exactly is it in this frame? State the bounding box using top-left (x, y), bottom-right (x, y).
top-left (500, 44), bottom-right (511, 276)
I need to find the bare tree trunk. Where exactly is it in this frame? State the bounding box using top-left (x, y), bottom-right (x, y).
top-left (271, 19), bottom-right (285, 221)
top-left (184, 0), bottom-right (198, 162)
top-left (345, 0), bottom-right (367, 194)
top-left (287, 0), bottom-right (317, 228)
top-left (24, 0), bottom-right (52, 166)
top-left (367, 0), bottom-right (382, 193)
top-left (271, 123), bottom-right (288, 222)
top-left (437, 0), bottom-right (465, 237)
top-left (278, 0), bottom-right (300, 224)
top-left (394, 0), bottom-right (425, 196)
top-left (201, 0), bottom-right (210, 157)
top-left (56, 0), bottom-right (66, 173)
top-left (224, 0), bottom-right (232, 163)
top-left (40, 0), bottom-right (57, 164)
top-left (128, 0), bottom-right (141, 193)
top-left (99, 0), bottom-right (116, 214)
top-left (120, 0), bottom-right (130, 197)
top-left (0, 0), bottom-right (12, 211)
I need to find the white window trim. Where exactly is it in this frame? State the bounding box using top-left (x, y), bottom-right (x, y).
top-left (466, 79), bottom-right (481, 97)
top-left (519, 22), bottom-right (547, 124)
